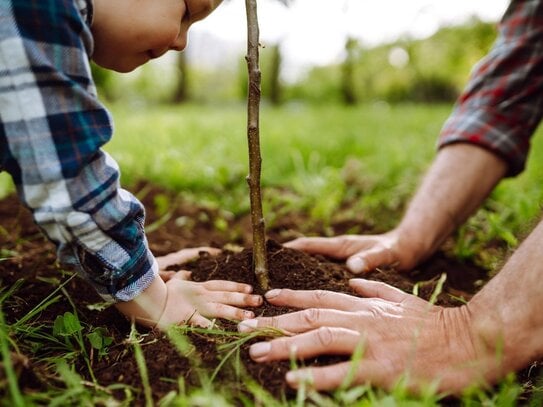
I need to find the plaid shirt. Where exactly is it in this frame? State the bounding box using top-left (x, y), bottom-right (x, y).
top-left (0, 0), bottom-right (158, 302)
top-left (438, 0), bottom-right (543, 176)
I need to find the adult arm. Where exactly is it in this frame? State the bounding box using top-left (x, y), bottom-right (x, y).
top-left (240, 217), bottom-right (543, 393)
top-left (287, 144), bottom-right (507, 272)
top-left (287, 0), bottom-right (543, 273)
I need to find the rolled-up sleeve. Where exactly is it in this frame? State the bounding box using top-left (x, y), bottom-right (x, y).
top-left (0, 0), bottom-right (157, 302)
top-left (438, 0), bottom-right (543, 177)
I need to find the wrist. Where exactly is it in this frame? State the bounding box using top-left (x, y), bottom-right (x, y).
top-left (115, 275), bottom-right (168, 328)
top-left (466, 296), bottom-right (538, 384)
top-left (388, 226), bottom-right (434, 270)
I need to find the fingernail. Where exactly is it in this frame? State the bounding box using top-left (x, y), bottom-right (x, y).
top-left (265, 289), bottom-right (281, 300)
top-left (347, 257), bottom-right (367, 274)
top-left (238, 319), bottom-right (258, 332)
top-left (286, 370), bottom-right (312, 385)
top-left (249, 342), bottom-right (271, 359)
top-left (286, 371), bottom-right (298, 384)
top-left (243, 311), bottom-right (255, 319)
top-left (252, 295), bottom-right (263, 306)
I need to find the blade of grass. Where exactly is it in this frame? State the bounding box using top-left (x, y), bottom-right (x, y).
top-left (0, 305), bottom-right (25, 407)
top-left (0, 278), bottom-right (24, 303)
top-left (13, 273), bottom-right (76, 329)
top-left (429, 273), bottom-right (447, 305)
top-left (60, 287), bottom-right (97, 383)
top-left (129, 323), bottom-right (153, 407)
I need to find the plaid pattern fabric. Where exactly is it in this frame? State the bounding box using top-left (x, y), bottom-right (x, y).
top-left (0, 0), bottom-right (158, 302)
top-left (438, 0), bottom-right (543, 176)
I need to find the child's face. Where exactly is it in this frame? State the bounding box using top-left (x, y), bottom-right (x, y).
top-left (91, 0), bottom-right (222, 72)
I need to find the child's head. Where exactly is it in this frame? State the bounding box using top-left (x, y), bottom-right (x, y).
top-left (91, 0), bottom-right (223, 72)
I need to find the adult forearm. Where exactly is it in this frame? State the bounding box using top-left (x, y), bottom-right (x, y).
top-left (468, 217), bottom-right (543, 377)
top-left (397, 143), bottom-right (507, 264)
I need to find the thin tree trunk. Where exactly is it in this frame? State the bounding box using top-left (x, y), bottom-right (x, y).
top-left (269, 44), bottom-right (282, 106)
top-left (245, 0), bottom-right (269, 290)
top-left (172, 52), bottom-right (189, 104)
top-left (341, 37), bottom-right (357, 105)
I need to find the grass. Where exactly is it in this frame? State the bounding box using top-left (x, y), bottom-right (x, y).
top-left (1, 102), bottom-right (543, 405)
top-left (2, 102), bottom-right (541, 234)
top-left (103, 102), bottom-right (543, 248)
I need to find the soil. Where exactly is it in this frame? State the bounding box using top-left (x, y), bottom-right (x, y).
top-left (0, 182), bottom-right (540, 404)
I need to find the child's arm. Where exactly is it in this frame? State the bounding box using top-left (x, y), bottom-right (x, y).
top-left (0, 2), bottom-right (255, 318)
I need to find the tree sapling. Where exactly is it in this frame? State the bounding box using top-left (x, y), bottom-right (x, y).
top-left (245, 0), bottom-right (269, 290)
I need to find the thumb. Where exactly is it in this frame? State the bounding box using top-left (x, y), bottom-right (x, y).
top-left (345, 245), bottom-right (397, 274)
top-left (170, 270), bottom-right (192, 281)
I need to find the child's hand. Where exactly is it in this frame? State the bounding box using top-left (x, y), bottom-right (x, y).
top-left (155, 246), bottom-right (222, 272)
top-left (116, 247), bottom-right (262, 330)
top-left (157, 269), bottom-right (262, 329)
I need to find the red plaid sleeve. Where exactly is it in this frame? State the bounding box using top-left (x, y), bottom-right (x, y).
top-left (438, 0), bottom-right (543, 176)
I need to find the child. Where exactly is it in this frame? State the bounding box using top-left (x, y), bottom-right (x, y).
top-left (0, 0), bottom-right (262, 330)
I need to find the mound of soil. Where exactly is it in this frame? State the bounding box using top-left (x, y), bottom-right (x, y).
top-left (0, 183), bottom-right (540, 404)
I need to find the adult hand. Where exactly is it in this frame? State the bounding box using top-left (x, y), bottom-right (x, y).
top-left (285, 230), bottom-right (420, 274)
top-left (239, 279), bottom-right (498, 393)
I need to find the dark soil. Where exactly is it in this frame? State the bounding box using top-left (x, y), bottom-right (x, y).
top-left (0, 182), bottom-right (540, 404)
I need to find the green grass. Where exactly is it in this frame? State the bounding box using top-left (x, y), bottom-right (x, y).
top-left (105, 102), bottom-right (443, 189)
top-left (102, 102), bottom-right (543, 238)
top-left (101, 102), bottom-right (448, 225)
top-left (2, 102), bottom-right (543, 405)
top-left (2, 102), bottom-right (541, 234)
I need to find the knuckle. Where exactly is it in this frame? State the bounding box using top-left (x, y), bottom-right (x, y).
top-left (259, 316), bottom-right (279, 330)
top-left (315, 327), bottom-right (336, 348)
top-left (338, 237), bottom-right (354, 253)
top-left (311, 290), bottom-right (329, 302)
top-left (301, 308), bottom-right (322, 327)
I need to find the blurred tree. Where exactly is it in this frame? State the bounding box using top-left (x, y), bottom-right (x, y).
top-left (264, 43), bottom-right (283, 105)
top-left (341, 37), bottom-right (358, 105)
top-left (90, 62), bottom-right (117, 101)
top-left (171, 52), bottom-right (189, 104)
top-left (292, 17), bottom-right (497, 105)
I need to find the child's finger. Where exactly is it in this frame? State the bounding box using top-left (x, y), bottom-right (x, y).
top-left (186, 312), bottom-right (214, 328)
top-left (203, 280), bottom-right (254, 294)
top-left (156, 247), bottom-right (221, 269)
top-left (170, 270), bottom-right (192, 280)
top-left (207, 291), bottom-right (263, 307)
top-left (203, 303), bottom-right (256, 321)
top-left (159, 270), bottom-right (177, 281)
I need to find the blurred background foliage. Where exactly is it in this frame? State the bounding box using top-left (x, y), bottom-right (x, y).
top-left (91, 17), bottom-right (497, 107)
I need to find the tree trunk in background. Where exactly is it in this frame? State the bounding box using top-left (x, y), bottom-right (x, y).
top-left (172, 53), bottom-right (189, 104)
top-left (269, 44), bottom-right (282, 106)
top-left (341, 37), bottom-right (358, 106)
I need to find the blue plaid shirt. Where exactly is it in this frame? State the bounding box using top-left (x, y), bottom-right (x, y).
top-left (0, 0), bottom-right (158, 302)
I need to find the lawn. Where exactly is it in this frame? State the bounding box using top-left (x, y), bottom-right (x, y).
top-left (1, 102), bottom-right (542, 405)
